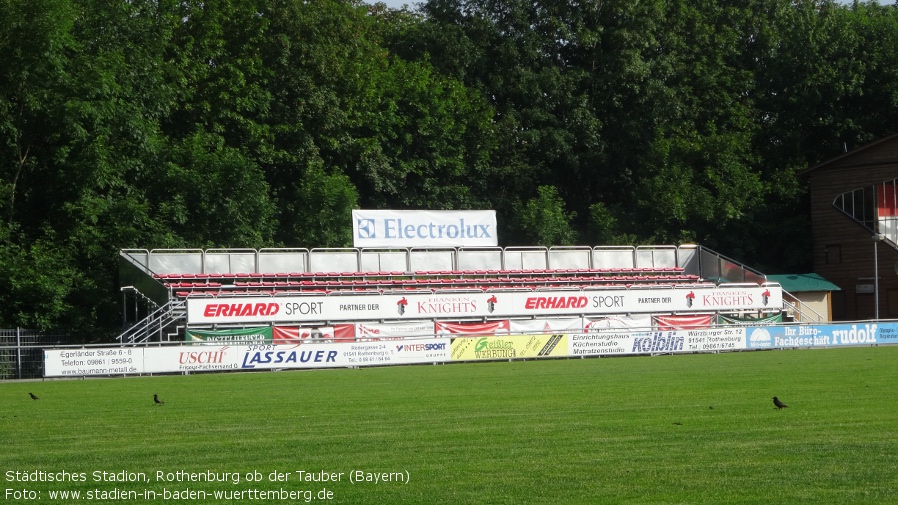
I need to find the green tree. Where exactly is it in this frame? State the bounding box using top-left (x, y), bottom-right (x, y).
top-left (514, 185), bottom-right (577, 246)
top-left (150, 132), bottom-right (276, 248)
top-left (289, 163), bottom-right (359, 248)
top-left (0, 0), bottom-right (75, 227)
top-left (409, 0), bottom-right (607, 226)
top-left (0, 0), bottom-right (180, 334)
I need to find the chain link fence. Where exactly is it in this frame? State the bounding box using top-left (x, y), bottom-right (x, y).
top-left (0, 329), bottom-right (70, 380)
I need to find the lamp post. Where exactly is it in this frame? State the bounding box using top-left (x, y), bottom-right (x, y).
top-left (874, 233), bottom-right (885, 320)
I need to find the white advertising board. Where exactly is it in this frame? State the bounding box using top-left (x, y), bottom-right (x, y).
top-left (352, 209), bottom-right (498, 247)
top-left (44, 340), bottom-right (452, 376)
top-left (356, 321), bottom-right (436, 340)
top-left (186, 285), bottom-right (783, 324)
top-left (44, 348), bottom-right (143, 377)
top-left (568, 327), bottom-right (747, 357)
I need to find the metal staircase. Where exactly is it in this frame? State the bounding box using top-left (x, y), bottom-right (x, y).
top-left (782, 294), bottom-right (825, 324)
top-left (116, 299), bottom-right (186, 344)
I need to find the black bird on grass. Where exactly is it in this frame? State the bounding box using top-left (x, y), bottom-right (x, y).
top-left (28, 393), bottom-right (39, 400)
top-left (772, 396), bottom-right (788, 409)
top-left (153, 394), bottom-right (164, 405)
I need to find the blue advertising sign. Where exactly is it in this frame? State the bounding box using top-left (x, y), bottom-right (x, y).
top-left (746, 322), bottom-right (897, 349)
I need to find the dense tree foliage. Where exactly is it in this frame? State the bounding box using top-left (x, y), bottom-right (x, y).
top-left (1, 0), bottom-right (897, 338)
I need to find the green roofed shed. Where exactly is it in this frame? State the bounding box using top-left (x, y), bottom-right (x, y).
top-left (766, 273), bottom-right (840, 323)
top-left (766, 273), bottom-right (842, 293)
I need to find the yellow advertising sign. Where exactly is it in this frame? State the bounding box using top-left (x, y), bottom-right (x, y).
top-left (450, 334), bottom-right (569, 361)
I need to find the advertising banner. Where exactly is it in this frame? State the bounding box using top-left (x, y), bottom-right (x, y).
top-left (450, 334), bottom-right (569, 361)
top-left (568, 327), bottom-right (746, 356)
top-left (654, 314), bottom-right (714, 330)
top-left (186, 325), bottom-right (358, 344)
top-left (186, 327), bottom-right (272, 344)
top-left (569, 331), bottom-right (636, 356)
top-left (746, 322), bottom-right (892, 349)
top-left (509, 318), bottom-right (584, 334)
top-left (352, 209), bottom-right (498, 247)
top-left (718, 313), bottom-right (782, 325)
top-left (186, 285), bottom-right (783, 325)
top-left (435, 320), bottom-right (510, 336)
top-left (44, 339), bottom-right (452, 376)
top-left (271, 324), bottom-right (355, 343)
top-left (584, 315), bottom-right (652, 331)
top-left (144, 341), bottom-right (450, 372)
top-left (144, 345), bottom-right (242, 373)
top-left (355, 321), bottom-right (435, 341)
top-left (43, 322), bottom-right (895, 377)
top-left (44, 348), bottom-right (143, 377)
top-left (680, 327), bottom-right (746, 352)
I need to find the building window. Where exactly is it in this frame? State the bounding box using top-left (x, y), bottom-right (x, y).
top-left (888, 289), bottom-right (898, 317)
top-left (825, 244), bottom-right (841, 264)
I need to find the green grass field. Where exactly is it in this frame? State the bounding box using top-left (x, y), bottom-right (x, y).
top-left (2, 346), bottom-right (898, 504)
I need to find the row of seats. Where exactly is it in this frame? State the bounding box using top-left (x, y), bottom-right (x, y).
top-left (163, 273), bottom-right (702, 298)
top-left (172, 284), bottom-right (657, 298)
top-left (154, 266), bottom-right (686, 283)
top-left (164, 275), bottom-right (698, 290)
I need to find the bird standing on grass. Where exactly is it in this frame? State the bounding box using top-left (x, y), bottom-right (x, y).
top-left (153, 394), bottom-right (164, 405)
top-left (28, 393), bottom-right (39, 400)
top-left (773, 396), bottom-right (788, 409)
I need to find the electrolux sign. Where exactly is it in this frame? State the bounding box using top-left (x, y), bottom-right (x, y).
top-left (352, 209), bottom-right (498, 247)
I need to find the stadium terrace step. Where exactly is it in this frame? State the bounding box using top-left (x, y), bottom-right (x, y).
top-left (154, 267), bottom-right (689, 285)
top-left (155, 269), bottom-right (700, 297)
top-left (162, 271), bottom-right (703, 298)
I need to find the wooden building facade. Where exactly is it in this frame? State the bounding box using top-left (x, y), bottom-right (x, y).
top-left (801, 133), bottom-right (898, 321)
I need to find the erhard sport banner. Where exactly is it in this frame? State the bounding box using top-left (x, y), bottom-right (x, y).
top-left (352, 209), bottom-right (498, 247)
top-left (185, 285), bottom-right (784, 324)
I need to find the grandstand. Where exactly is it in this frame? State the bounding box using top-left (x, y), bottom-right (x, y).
top-left (117, 245), bottom-right (815, 344)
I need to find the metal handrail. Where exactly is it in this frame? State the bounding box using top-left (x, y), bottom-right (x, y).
top-left (116, 299), bottom-right (185, 344)
top-left (782, 291), bottom-right (826, 323)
